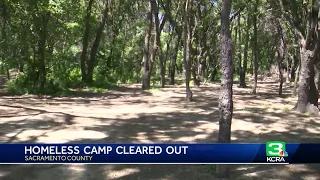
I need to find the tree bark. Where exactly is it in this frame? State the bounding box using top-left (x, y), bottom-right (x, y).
top-left (169, 32), bottom-right (182, 85)
top-left (197, 2), bottom-right (208, 82)
top-left (292, 65), bottom-right (300, 96)
top-left (37, 13), bottom-right (50, 90)
top-left (252, 0), bottom-right (258, 94)
top-left (80, 0), bottom-right (94, 83)
top-left (87, 1), bottom-right (109, 84)
top-left (237, 14), bottom-right (243, 86)
top-left (277, 50), bottom-right (284, 95)
top-left (276, 19), bottom-right (285, 96)
top-left (1, 3), bottom-right (9, 80)
top-left (141, 0), bottom-right (153, 90)
top-left (216, 0), bottom-right (233, 177)
top-left (239, 15), bottom-right (249, 87)
top-left (153, 1), bottom-right (166, 88)
top-left (183, 0), bottom-right (193, 101)
top-left (296, 41), bottom-right (316, 112)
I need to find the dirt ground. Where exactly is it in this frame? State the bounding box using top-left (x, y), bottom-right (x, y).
top-left (0, 77), bottom-right (319, 180)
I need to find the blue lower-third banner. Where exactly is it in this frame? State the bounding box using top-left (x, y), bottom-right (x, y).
top-left (0, 142), bottom-right (319, 164)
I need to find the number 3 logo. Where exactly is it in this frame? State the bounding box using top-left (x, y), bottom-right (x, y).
top-left (266, 141), bottom-right (286, 156)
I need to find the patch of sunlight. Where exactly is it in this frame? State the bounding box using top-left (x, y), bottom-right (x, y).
top-left (235, 109), bottom-right (252, 114)
top-left (36, 129), bottom-right (108, 143)
top-left (231, 136), bottom-right (239, 141)
top-left (301, 175), bottom-right (320, 180)
top-left (175, 134), bottom-right (209, 142)
top-left (107, 104), bottom-right (184, 115)
top-left (236, 166), bottom-right (256, 171)
top-left (153, 134), bottom-right (172, 142)
top-left (281, 105), bottom-right (291, 112)
top-left (197, 120), bottom-right (212, 124)
top-left (146, 88), bottom-right (161, 93)
top-left (242, 172), bottom-right (259, 177)
top-left (263, 115), bottom-right (281, 120)
top-left (303, 113), bottom-right (311, 117)
top-left (6, 129), bottom-right (46, 141)
top-left (0, 115), bottom-right (35, 122)
top-left (287, 164), bottom-right (315, 171)
top-left (0, 171), bottom-right (10, 177)
top-left (107, 168), bottom-right (140, 180)
top-left (192, 122), bottom-right (216, 133)
top-left (262, 104), bottom-right (269, 110)
top-left (135, 132), bottom-right (154, 143)
top-left (67, 164), bottom-right (86, 173)
top-left (305, 127), bottom-right (320, 134)
top-left (232, 120), bottom-right (260, 131)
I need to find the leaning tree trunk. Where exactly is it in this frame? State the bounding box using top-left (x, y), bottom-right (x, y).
top-left (86, 1), bottom-right (109, 84)
top-left (216, 0), bottom-right (233, 177)
top-left (80, 0), bottom-right (94, 83)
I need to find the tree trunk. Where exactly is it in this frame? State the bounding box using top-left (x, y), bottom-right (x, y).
top-left (237, 14), bottom-right (243, 86)
top-left (277, 50), bottom-right (283, 95)
top-left (1, 3), bottom-right (8, 80)
top-left (169, 32), bottom-right (181, 85)
top-left (87, 1), bottom-right (109, 84)
top-left (37, 13), bottom-right (50, 90)
top-left (290, 53), bottom-right (298, 81)
top-left (153, 1), bottom-right (165, 88)
top-left (183, 0), bottom-right (193, 101)
top-left (80, 0), bottom-right (94, 83)
top-left (197, 3), bottom-right (208, 82)
top-left (192, 61), bottom-right (200, 87)
top-left (286, 58), bottom-right (291, 82)
top-left (216, 0), bottom-right (233, 177)
top-left (6, 66), bottom-right (9, 80)
top-left (296, 42), bottom-right (316, 112)
top-left (252, 0), bottom-right (258, 94)
top-left (141, 0), bottom-right (153, 90)
top-left (18, 57), bottom-right (24, 72)
top-left (276, 19), bottom-right (286, 96)
top-left (292, 65), bottom-right (300, 96)
top-left (164, 25), bottom-right (174, 85)
top-left (309, 64), bottom-right (319, 106)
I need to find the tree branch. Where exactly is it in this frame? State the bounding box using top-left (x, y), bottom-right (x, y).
top-left (278, 0), bottom-right (305, 40)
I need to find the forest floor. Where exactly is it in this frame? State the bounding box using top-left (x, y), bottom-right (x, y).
top-left (0, 75), bottom-right (320, 180)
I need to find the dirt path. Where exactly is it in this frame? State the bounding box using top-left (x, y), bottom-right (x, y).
top-left (0, 79), bottom-right (319, 180)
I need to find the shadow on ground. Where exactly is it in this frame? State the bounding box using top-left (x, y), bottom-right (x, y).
top-left (0, 82), bottom-right (319, 180)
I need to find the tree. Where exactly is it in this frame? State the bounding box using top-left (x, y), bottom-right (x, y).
top-left (239, 11), bottom-right (250, 88)
top-left (278, 0), bottom-right (320, 112)
top-left (275, 18), bottom-right (285, 95)
top-left (87, 0), bottom-right (110, 83)
top-left (252, 0), bottom-right (259, 94)
top-left (80, 0), bottom-right (94, 83)
top-left (183, 0), bottom-right (193, 101)
top-left (216, 0), bottom-right (233, 177)
top-left (142, 0), bottom-right (154, 90)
